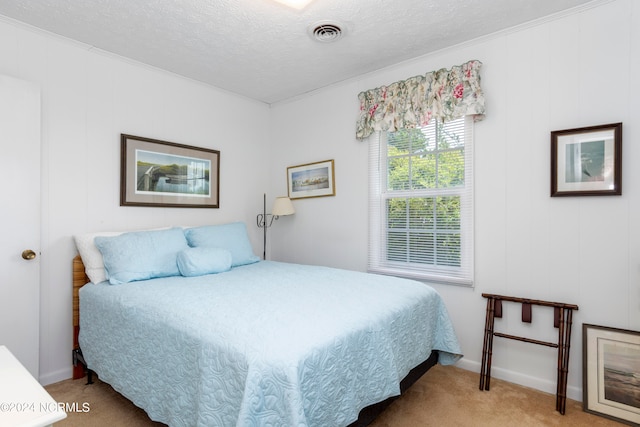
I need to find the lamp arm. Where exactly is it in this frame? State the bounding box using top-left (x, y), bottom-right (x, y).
top-left (256, 213), bottom-right (276, 228)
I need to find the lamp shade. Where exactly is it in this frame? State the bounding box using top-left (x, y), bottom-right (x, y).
top-left (272, 197), bottom-right (295, 216)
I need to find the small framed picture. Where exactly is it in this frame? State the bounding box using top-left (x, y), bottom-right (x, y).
top-left (120, 134), bottom-right (220, 208)
top-left (550, 123), bottom-right (622, 197)
top-left (287, 159), bottom-right (335, 199)
top-left (583, 323), bottom-right (640, 425)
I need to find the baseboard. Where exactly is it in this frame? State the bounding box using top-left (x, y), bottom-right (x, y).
top-left (454, 359), bottom-right (582, 402)
top-left (39, 366), bottom-right (73, 387)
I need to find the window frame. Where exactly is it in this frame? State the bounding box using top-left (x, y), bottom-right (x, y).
top-left (368, 116), bottom-right (474, 287)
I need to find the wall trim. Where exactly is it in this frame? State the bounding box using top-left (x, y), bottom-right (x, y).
top-left (40, 366), bottom-right (73, 387)
top-left (455, 358), bottom-right (582, 402)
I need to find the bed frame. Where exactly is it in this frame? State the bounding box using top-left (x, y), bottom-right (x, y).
top-left (71, 254), bottom-right (438, 426)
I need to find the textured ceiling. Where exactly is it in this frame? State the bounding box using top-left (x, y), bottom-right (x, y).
top-left (0, 0), bottom-right (597, 104)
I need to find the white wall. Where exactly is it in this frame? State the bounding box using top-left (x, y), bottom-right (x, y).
top-left (0, 18), bottom-right (271, 385)
top-left (269, 0), bottom-right (639, 401)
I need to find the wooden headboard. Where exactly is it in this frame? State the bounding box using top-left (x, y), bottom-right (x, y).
top-left (72, 254), bottom-right (90, 379)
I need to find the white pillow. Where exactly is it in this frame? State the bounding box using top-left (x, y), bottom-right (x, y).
top-left (74, 231), bottom-right (124, 283)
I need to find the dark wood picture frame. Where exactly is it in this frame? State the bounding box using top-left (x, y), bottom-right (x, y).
top-left (551, 123), bottom-right (622, 197)
top-left (120, 134), bottom-right (220, 208)
top-left (583, 323), bottom-right (640, 425)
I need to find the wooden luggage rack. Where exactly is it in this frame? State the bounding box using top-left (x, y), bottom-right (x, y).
top-left (479, 293), bottom-right (578, 415)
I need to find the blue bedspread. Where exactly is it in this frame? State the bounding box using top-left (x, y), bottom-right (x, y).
top-left (79, 261), bottom-right (462, 427)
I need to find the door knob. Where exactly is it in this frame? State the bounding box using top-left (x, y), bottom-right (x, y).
top-left (21, 249), bottom-right (37, 260)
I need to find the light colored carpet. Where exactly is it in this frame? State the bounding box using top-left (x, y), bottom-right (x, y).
top-left (45, 365), bottom-right (623, 426)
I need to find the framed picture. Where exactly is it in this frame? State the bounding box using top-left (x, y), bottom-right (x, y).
top-left (583, 323), bottom-right (640, 425)
top-left (287, 159), bottom-right (335, 199)
top-left (551, 123), bottom-right (622, 197)
top-left (120, 134), bottom-right (220, 208)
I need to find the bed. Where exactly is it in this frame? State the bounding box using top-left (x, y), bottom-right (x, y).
top-left (72, 223), bottom-right (462, 427)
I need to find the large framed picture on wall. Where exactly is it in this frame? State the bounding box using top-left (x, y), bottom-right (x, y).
top-left (120, 134), bottom-right (220, 208)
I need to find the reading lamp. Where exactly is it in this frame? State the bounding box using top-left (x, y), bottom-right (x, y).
top-left (256, 193), bottom-right (295, 260)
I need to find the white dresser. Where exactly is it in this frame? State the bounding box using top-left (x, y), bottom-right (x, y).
top-left (0, 346), bottom-right (66, 427)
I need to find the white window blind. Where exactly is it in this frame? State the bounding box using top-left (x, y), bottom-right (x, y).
top-left (368, 116), bottom-right (474, 286)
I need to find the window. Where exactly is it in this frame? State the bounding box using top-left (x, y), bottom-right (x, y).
top-left (368, 116), bottom-right (473, 286)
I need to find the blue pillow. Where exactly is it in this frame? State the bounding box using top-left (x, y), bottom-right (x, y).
top-left (177, 247), bottom-right (232, 277)
top-left (184, 222), bottom-right (260, 267)
top-left (94, 227), bottom-right (189, 284)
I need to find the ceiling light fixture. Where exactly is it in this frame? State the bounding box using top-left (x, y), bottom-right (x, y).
top-left (272, 0), bottom-right (315, 10)
top-left (308, 20), bottom-right (344, 43)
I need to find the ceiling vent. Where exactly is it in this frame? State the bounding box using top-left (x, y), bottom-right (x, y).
top-left (309, 21), bottom-right (344, 43)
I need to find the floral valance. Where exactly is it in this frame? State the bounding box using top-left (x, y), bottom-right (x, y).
top-left (356, 60), bottom-right (485, 139)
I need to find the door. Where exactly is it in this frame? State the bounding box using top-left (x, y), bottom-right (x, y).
top-left (0, 75), bottom-right (41, 378)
